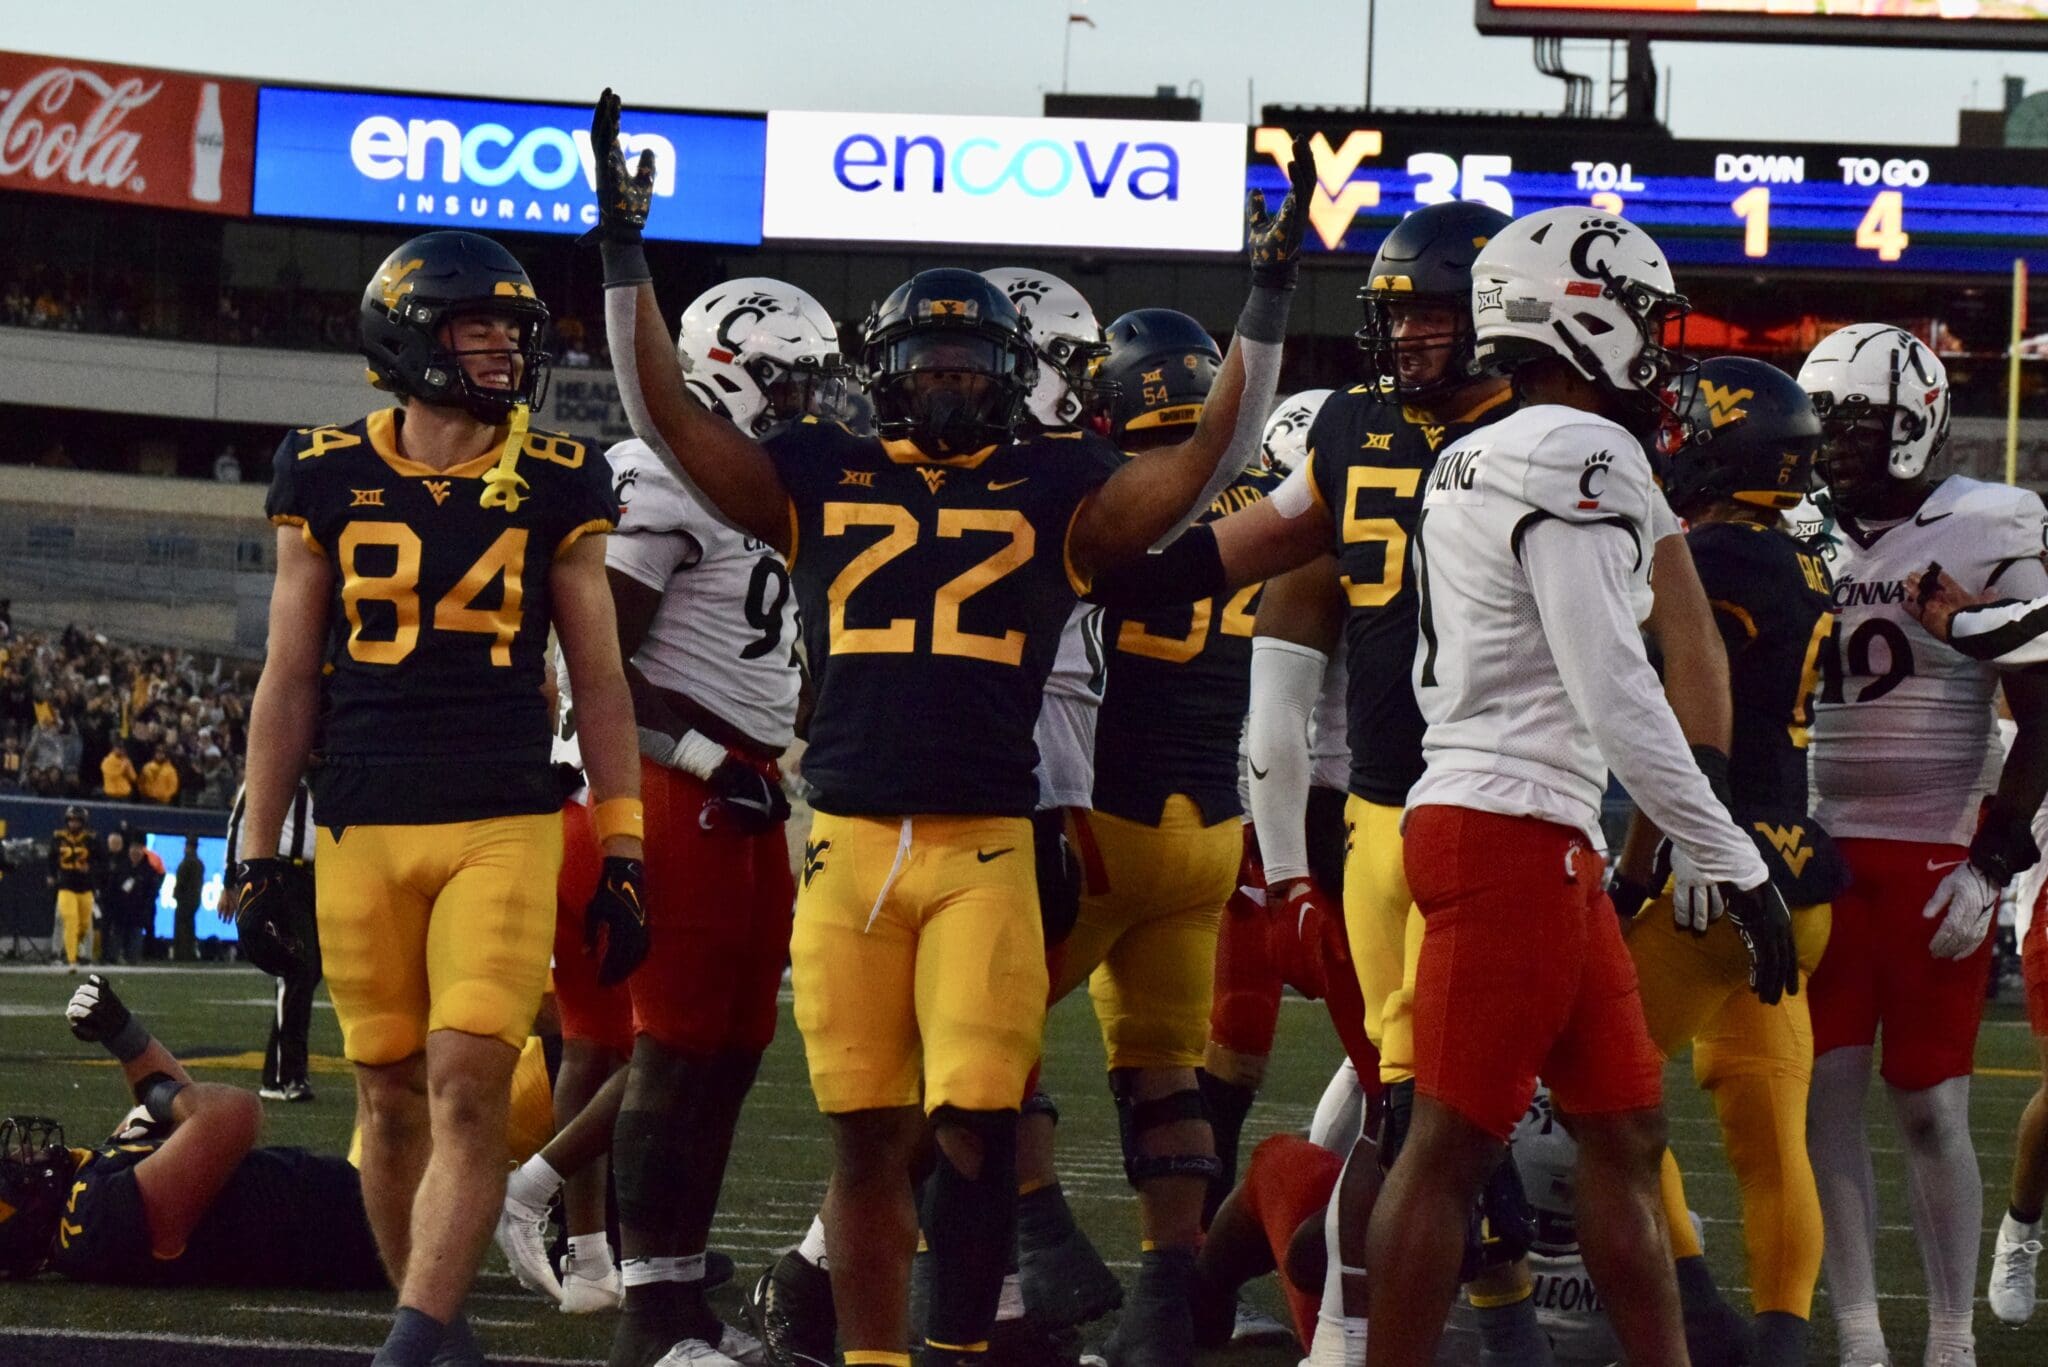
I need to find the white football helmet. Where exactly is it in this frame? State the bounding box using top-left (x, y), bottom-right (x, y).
top-left (1258, 389), bottom-right (1334, 475)
top-left (676, 277), bottom-right (848, 437)
top-left (981, 267), bottom-right (1110, 429)
top-left (1510, 1085), bottom-right (1578, 1257)
top-left (1470, 207), bottom-right (1689, 399)
top-left (1795, 323), bottom-right (1950, 482)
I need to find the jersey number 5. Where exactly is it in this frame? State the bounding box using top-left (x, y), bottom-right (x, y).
top-left (824, 503), bottom-right (1033, 664)
top-left (340, 522), bottom-right (527, 667)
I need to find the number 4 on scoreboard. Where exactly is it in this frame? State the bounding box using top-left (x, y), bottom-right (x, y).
top-left (1727, 186), bottom-right (1907, 264)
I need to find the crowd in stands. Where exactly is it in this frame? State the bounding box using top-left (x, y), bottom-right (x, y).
top-left (0, 614), bottom-right (252, 811)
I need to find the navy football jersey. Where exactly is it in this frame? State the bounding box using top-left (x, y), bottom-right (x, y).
top-left (1092, 462), bottom-right (1279, 825)
top-left (1305, 384), bottom-right (1515, 806)
top-left (1688, 517), bottom-right (1846, 904)
top-left (765, 420), bottom-right (1121, 817)
top-left (48, 1141), bottom-right (382, 1288)
top-left (265, 409), bottom-right (618, 826)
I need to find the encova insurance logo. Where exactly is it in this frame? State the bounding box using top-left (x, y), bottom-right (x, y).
top-left (763, 110), bottom-right (1245, 252)
top-left (253, 86), bottom-right (765, 245)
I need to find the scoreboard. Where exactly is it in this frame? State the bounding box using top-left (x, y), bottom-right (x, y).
top-left (1248, 120), bottom-right (2048, 274)
top-left (1474, 0), bottom-right (2048, 50)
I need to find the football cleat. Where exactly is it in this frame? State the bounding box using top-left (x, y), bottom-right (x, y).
top-left (1088, 1247), bottom-right (1196, 1367)
top-left (1990, 1216), bottom-right (2043, 1324)
top-left (1232, 1302), bottom-right (1294, 1346)
top-left (651, 1339), bottom-right (743, 1367)
top-left (1016, 1193), bottom-right (1123, 1330)
top-left (259, 1080), bottom-right (315, 1103)
top-left (745, 1250), bottom-right (836, 1367)
top-left (559, 1261), bottom-right (622, 1314)
top-left (493, 1193), bottom-right (562, 1303)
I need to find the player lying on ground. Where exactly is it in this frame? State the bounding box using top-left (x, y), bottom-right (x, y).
top-left (0, 975), bottom-right (385, 1292)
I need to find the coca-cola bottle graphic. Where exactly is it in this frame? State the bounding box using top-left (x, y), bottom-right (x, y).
top-left (190, 81), bottom-right (224, 204)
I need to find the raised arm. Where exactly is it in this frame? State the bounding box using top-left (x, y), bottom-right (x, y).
top-left (1068, 135), bottom-right (1315, 577)
top-left (591, 90), bottom-right (791, 550)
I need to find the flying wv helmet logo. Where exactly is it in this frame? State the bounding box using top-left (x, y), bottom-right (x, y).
top-left (921, 298), bottom-right (977, 321)
top-left (1700, 380), bottom-right (1754, 429)
top-left (1577, 449), bottom-right (1614, 510)
top-left (376, 258), bottom-right (425, 310)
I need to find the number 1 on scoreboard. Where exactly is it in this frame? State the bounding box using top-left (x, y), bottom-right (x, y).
top-left (1732, 186), bottom-right (1770, 259)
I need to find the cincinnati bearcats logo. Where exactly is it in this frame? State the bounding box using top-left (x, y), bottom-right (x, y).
top-left (1000, 277), bottom-right (1052, 305)
top-left (1567, 218), bottom-right (1627, 280)
top-left (713, 292), bottom-right (791, 355)
top-left (1577, 450), bottom-right (1614, 508)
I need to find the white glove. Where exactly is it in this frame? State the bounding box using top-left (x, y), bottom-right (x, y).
top-left (1922, 859), bottom-right (2001, 960)
top-left (1668, 841), bottom-right (1725, 934)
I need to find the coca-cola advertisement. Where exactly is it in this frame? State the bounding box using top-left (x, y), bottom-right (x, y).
top-left (0, 50), bottom-right (254, 215)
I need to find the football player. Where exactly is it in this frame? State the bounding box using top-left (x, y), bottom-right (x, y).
top-left (1367, 206), bottom-right (1792, 1367)
top-left (1795, 324), bottom-right (2048, 1367)
top-left (0, 975), bottom-right (385, 1292)
top-left (236, 228), bottom-right (649, 1367)
top-left (750, 268), bottom-right (1125, 1367)
top-left (588, 91), bottom-right (1311, 1367)
top-left (1041, 304), bottom-right (1280, 1365)
top-left (1609, 357), bottom-right (1844, 1367)
top-left (46, 804), bottom-right (99, 969)
top-left (1894, 540), bottom-right (2048, 1332)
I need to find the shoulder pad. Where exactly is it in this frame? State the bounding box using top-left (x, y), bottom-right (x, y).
top-left (1449, 406), bottom-right (1653, 529)
top-left (1942, 476), bottom-right (2048, 560)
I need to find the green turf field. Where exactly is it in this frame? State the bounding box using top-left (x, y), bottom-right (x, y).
top-left (1, 963), bottom-right (2045, 1365)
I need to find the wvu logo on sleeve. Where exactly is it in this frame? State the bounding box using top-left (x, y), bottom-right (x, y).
top-left (840, 469), bottom-right (876, 488)
top-left (802, 838), bottom-right (831, 888)
top-left (918, 468), bottom-right (948, 495)
top-left (349, 488), bottom-right (386, 508)
top-left (1701, 380), bottom-right (1755, 429)
top-left (1753, 822), bottom-right (1814, 878)
top-left (421, 479), bottom-right (452, 507)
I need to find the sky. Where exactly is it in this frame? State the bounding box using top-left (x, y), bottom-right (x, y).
top-left (13, 0), bottom-right (2048, 147)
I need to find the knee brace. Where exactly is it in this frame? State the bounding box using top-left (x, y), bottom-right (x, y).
top-left (924, 1105), bottom-right (1020, 1348)
top-left (1110, 1074), bottom-right (1224, 1188)
top-left (1459, 1149), bottom-right (1536, 1283)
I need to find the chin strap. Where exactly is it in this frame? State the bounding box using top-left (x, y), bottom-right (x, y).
top-left (479, 405), bottom-right (532, 512)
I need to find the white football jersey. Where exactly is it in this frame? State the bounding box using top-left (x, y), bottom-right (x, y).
top-left (1407, 404), bottom-right (1763, 884)
top-left (1034, 602), bottom-right (1106, 810)
top-left (1810, 476), bottom-right (2048, 846)
top-left (549, 643), bottom-right (584, 790)
top-left (604, 438), bottom-right (802, 751)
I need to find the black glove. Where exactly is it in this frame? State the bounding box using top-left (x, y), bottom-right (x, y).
top-left (584, 855), bottom-right (650, 987)
top-left (701, 757), bottom-right (791, 836)
top-left (1607, 873), bottom-right (1656, 925)
top-left (586, 88), bottom-right (655, 246)
top-left (231, 857), bottom-right (319, 980)
top-left (1247, 131), bottom-right (1317, 291)
top-left (66, 973), bottom-right (146, 1060)
top-left (1720, 878), bottom-right (1799, 1007)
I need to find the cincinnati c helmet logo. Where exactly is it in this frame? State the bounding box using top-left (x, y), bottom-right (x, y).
top-left (1567, 220), bottom-right (1626, 281)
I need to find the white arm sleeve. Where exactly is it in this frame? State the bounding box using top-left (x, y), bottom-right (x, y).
top-left (1246, 637), bottom-right (1327, 883)
top-left (1150, 334), bottom-right (1284, 550)
top-left (1523, 517), bottom-right (1768, 888)
top-left (1951, 594), bottom-right (2048, 668)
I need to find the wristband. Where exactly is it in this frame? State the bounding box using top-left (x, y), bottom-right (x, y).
top-left (592, 797), bottom-right (645, 845)
top-left (1236, 284), bottom-right (1293, 344)
top-left (637, 726), bottom-right (727, 781)
top-left (600, 240), bottom-right (652, 288)
top-left (1970, 805), bottom-right (2041, 887)
top-left (134, 1072), bottom-right (187, 1124)
top-left (1689, 745), bottom-right (1733, 813)
top-left (107, 1016), bottom-right (152, 1064)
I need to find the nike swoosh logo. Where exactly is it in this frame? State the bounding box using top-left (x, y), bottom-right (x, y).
top-left (1915, 511), bottom-right (1954, 526)
top-left (976, 847), bottom-right (1015, 862)
top-left (1248, 761), bottom-right (1269, 780)
top-left (1926, 858), bottom-right (1964, 873)
top-left (989, 478), bottom-right (1029, 491)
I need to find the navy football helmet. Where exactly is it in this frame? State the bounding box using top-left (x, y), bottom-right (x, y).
top-left (1356, 201), bottom-right (1510, 401)
top-left (1097, 308), bottom-right (1222, 446)
top-left (1661, 356), bottom-right (1821, 519)
top-left (860, 269), bottom-right (1037, 455)
top-left (360, 231), bottom-right (553, 422)
top-left (0, 1117), bottom-right (75, 1279)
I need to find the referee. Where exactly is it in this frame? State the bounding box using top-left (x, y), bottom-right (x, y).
top-left (225, 779), bottom-right (318, 1102)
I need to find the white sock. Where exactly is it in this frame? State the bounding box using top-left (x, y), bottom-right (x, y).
top-left (565, 1234), bottom-right (612, 1276)
top-left (619, 1253), bottom-right (706, 1287)
top-left (797, 1213), bottom-right (829, 1271)
top-left (505, 1153), bottom-right (562, 1211)
top-left (1925, 1308), bottom-right (1974, 1355)
top-left (1810, 1047), bottom-right (1885, 1350)
top-left (1891, 1075), bottom-right (1982, 1323)
top-left (1305, 1313), bottom-right (1367, 1367)
top-left (1309, 1059), bottom-right (1365, 1154)
top-left (2002, 1210), bottom-right (2042, 1243)
top-left (994, 1272), bottom-right (1025, 1322)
